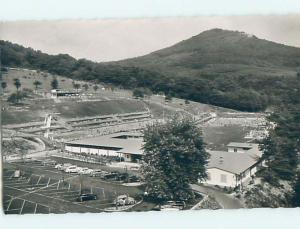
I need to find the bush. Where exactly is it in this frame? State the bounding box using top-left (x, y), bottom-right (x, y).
top-left (7, 91), bottom-right (29, 104)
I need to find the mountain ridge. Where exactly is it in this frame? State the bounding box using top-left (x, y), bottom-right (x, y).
top-left (114, 28), bottom-right (300, 78)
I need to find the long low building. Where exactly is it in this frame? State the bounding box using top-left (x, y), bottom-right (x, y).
top-left (64, 132), bottom-right (143, 162)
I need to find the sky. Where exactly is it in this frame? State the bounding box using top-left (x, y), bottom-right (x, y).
top-left (1, 15), bottom-right (300, 62)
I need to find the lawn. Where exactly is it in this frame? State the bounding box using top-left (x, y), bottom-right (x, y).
top-left (203, 125), bottom-right (250, 150)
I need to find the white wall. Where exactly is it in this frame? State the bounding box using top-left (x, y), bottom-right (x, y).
top-left (203, 168), bottom-right (237, 188)
top-left (65, 145), bottom-right (121, 157)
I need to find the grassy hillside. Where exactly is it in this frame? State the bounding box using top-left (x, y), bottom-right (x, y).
top-left (2, 99), bottom-right (147, 125)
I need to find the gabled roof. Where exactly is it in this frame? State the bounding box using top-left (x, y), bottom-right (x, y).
top-left (65, 132), bottom-right (144, 155)
top-left (207, 149), bottom-right (261, 175)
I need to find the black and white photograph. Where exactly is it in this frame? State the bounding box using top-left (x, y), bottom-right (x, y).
top-left (0, 1), bottom-right (299, 225)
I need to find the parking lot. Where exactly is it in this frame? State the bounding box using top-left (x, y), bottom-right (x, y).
top-left (3, 160), bottom-right (143, 214)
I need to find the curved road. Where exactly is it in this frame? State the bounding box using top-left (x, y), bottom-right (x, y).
top-left (191, 184), bottom-right (244, 209)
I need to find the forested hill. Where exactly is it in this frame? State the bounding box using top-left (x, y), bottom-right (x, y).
top-left (116, 29), bottom-right (300, 78)
top-left (1, 29), bottom-right (300, 112)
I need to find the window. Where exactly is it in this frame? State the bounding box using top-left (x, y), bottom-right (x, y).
top-left (221, 174), bottom-right (227, 183)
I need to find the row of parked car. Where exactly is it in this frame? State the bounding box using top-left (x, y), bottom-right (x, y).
top-left (54, 163), bottom-right (94, 175)
top-left (52, 162), bottom-right (141, 183)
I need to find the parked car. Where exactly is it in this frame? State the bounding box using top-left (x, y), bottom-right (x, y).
top-left (13, 170), bottom-right (21, 178)
top-left (90, 169), bottom-right (102, 177)
top-left (42, 159), bottom-right (56, 166)
top-left (54, 163), bottom-right (63, 169)
top-left (129, 166), bottom-right (140, 171)
top-left (128, 175), bottom-right (141, 183)
top-left (57, 163), bottom-right (72, 171)
top-left (99, 171), bottom-right (110, 178)
top-left (160, 201), bottom-right (186, 210)
top-left (115, 173), bottom-right (129, 181)
top-left (76, 193), bottom-right (97, 202)
top-left (103, 172), bottom-right (119, 180)
top-left (114, 195), bottom-right (136, 206)
top-left (78, 167), bottom-right (93, 175)
top-left (65, 165), bottom-right (80, 173)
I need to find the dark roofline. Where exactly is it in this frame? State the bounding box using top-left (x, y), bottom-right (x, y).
top-left (65, 143), bottom-right (122, 151)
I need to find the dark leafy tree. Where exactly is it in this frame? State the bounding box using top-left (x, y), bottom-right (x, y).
top-left (7, 91), bottom-right (28, 104)
top-left (133, 88), bottom-right (145, 98)
top-left (93, 85), bottom-right (99, 92)
top-left (51, 78), bottom-right (59, 89)
top-left (141, 117), bottom-right (209, 202)
top-left (1, 81), bottom-right (7, 91)
top-left (33, 80), bottom-right (42, 90)
top-left (73, 83), bottom-right (81, 92)
top-left (13, 78), bottom-right (21, 91)
top-left (165, 94), bottom-right (173, 102)
top-left (82, 83), bottom-right (89, 91)
top-left (293, 172), bottom-right (300, 207)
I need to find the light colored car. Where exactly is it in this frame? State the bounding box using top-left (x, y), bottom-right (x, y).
top-left (114, 195), bottom-right (136, 206)
top-left (78, 167), bottom-right (93, 175)
top-left (55, 164), bottom-right (63, 169)
top-left (90, 169), bottom-right (102, 177)
top-left (65, 165), bottom-right (80, 173)
top-left (13, 170), bottom-right (21, 178)
top-left (58, 163), bottom-right (72, 171)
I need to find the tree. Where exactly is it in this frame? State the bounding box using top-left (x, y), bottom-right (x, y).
top-left (7, 91), bottom-right (28, 104)
top-left (33, 80), bottom-right (42, 90)
top-left (73, 83), bottom-right (81, 92)
top-left (82, 83), bottom-right (89, 91)
top-left (165, 94), bottom-right (173, 102)
top-left (1, 81), bottom-right (7, 91)
top-left (51, 78), bottom-right (59, 89)
top-left (293, 172), bottom-right (300, 207)
top-left (93, 85), bottom-right (99, 92)
top-left (133, 87), bottom-right (152, 99)
top-left (13, 78), bottom-right (21, 91)
top-left (141, 117), bottom-right (209, 202)
top-left (133, 88), bottom-right (144, 98)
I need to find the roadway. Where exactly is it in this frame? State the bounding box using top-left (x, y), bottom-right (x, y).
top-left (190, 184), bottom-right (244, 209)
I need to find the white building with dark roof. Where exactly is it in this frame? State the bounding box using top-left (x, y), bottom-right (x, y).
top-left (204, 142), bottom-right (263, 188)
top-left (64, 132), bottom-right (144, 162)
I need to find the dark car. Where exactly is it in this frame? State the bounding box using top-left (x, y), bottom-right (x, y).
top-left (103, 172), bottom-right (119, 180)
top-left (128, 175), bottom-right (141, 183)
top-left (116, 173), bottom-right (129, 181)
top-left (76, 193), bottom-right (97, 202)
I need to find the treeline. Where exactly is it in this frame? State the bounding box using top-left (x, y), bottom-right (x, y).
top-left (259, 76), bottom-right (300, 206)
top-left (0, 40), bottom-right (299, 112)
